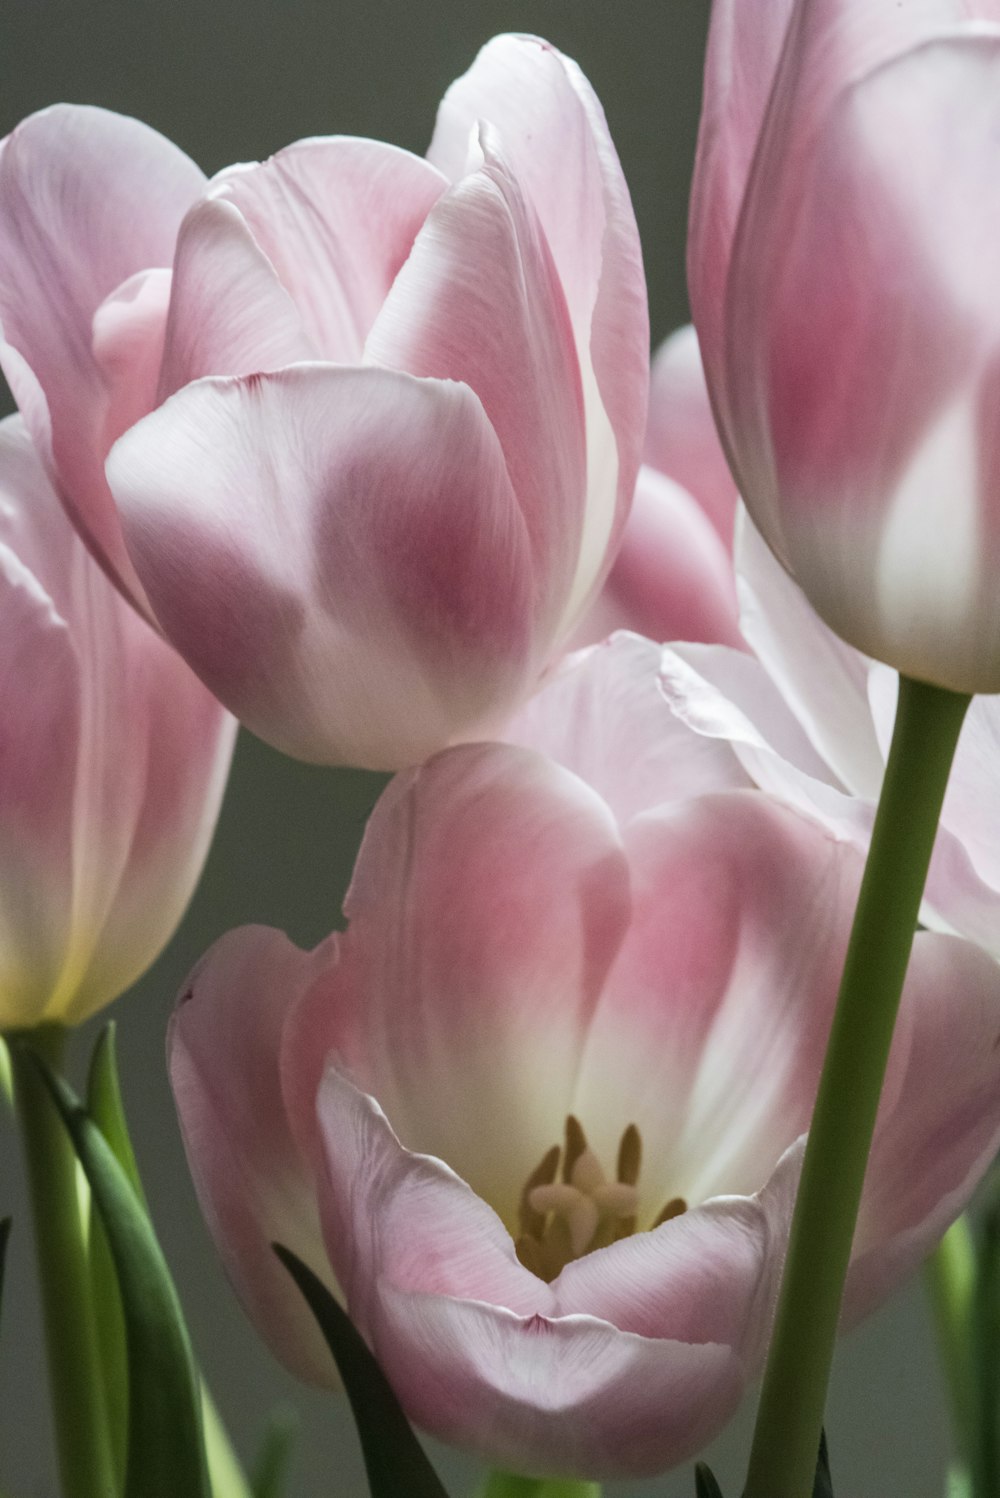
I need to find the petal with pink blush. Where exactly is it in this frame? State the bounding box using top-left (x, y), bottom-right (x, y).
top-left (309, 741), bottom-right (630, 1224)
top-left (159, 198), bottom-right (313, 392)
top-left (169, 925), bottom-right (338, 1385)
top-left (687, 0), bottom-right (797, 407)
top-left (210, 138), bottom-right (446, 360)
top-left (374, 1287), bottom-right (743, 1480)
top-left (91, 268), bottom-right (171, 454)
top-left (107, 364), bottom-right (539, 767)
top-left (366, 132), bottom-right (585, 638)
top-left (0, 104), bottom-right (204, 605)
top-left (428, 34), bottom-right (648, 599)
top-left (587, 466), bottom-right (742, 651)
top-left (503, 633), bottom-right (750, 829)
top-left (847, 931), bottom-right (1000, 1324)
top-left (645, 327), bottom-right (739, 547)
top-left (571, 793), bottom-right (876, 1207)
top-left (313, 1068), bottom-right (744, 1480)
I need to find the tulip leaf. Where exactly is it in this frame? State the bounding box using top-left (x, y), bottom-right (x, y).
top-left (0, 1217), bottom-right (11, 1333)
top-left (694, 1464), bottom-right (725, 1498)
top-left (34, 1055), bottom-right (211, 1498)
top-left (87, 1023), bottom-right (146, 1205)
top-left (251, 1406), bottom-right (299, 1498)
top-left (274, 1243), bottom-right (450, 1498)
top-left (813, 1430), bottom-right (833, 1498)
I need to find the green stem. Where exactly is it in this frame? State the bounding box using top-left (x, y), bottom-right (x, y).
top-left (10, 1026), bottom-right (116, 1498)
top-left (480, 1477), bottom-right (600, 1498)
top-left (926, 1217), bottom-right (976, 1491)
top-left (744, 675), bottom-right (970, 1498)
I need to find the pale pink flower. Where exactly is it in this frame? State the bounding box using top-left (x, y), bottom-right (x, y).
top-left (0, 416), bottom-right (234, 1029)
top-left (170, 636), bottom-right (1000, 1477)
top-left (689, 0), bottom-right (1000, 691)
top-left (0, 36), bottom-right (647, 768)
top-left (575, 326), bottom-right (741, 652)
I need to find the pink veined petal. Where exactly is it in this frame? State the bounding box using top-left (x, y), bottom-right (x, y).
top-left (313, 1067), bottom-right (744, 1480)
top-left (0, 104), bottom-right (205, 609)
top-left (645, 326), bottom-right (739, 548)
top-left (374, 1286), bottom-right (743, 1481)
top-left (503, 633), bottom-right (750, 830)
top-left (169, 925), bottom-right (339, 1386)
top-left (159, 197), bottom-right (313, 393)
top-left (573, 466), bottom-right (742, 652)
top-left (107, 364), bottom-right (539, 768)
top-left (366, 128), bottom-right (586, 643)
top-left (570, 792), bottom-right (906, 1211)
top-left (428, 34), bottom-right (649, 625)
top-left (847, 931), bottom-right (1000, 1324)
top-left (725, 29), bottom-right (1000, 689)
top-left (209, 138), bottom-right (446, 360)
top-left (292, 741), bottom-right (630, 1226)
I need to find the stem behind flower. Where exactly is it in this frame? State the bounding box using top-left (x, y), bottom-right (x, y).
top-left (744, 675), bottom-right (970, 1498)
top-left (9, 1025), bottom-right (116, 1498)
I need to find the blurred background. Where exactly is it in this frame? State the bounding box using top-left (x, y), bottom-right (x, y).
top-left (0, 1), bottom-right (951, 1493)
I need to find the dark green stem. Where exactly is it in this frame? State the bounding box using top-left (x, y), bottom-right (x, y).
top-left (10, 1025), bottom-right (116, 1498)
top-left (744, 675), bottom-right (970, 1498)
top-left (925, 1219), bottom-right (976, 1494)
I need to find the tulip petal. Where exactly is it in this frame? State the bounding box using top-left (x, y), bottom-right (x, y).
top-left (107, 364), bottom-right (538, 767)
top-left (503, 633), bottom-right (750, 829)
top-left (209, 139), bottom-right (446, 360)
top-left (0, 421), bottom-right (82, 1025)
top-left (366, 131), bottom-right (586, 639)
top-left (314, 1066), bottom-right (744, 1480)
top-left (645, 326), bottom-right (739, 548)
top-left (286, 741), bottom-right (630, 1226)
top-left (576, 466), bottom-right (741, 651)
top-left (428, 34), bottom-right (648, 618)
top-left (848, 931), bottom-right (1000, 1322)
top-left (169, 925), bottom-right (338, 1385)
top-left (687, 0), bottom-right (797, 399)
top-left (571, 793), bottom-right (889, 1209)
top-left (159, 198), bottom-right (313, 392)
top-left (735, 511), bottom-right (884, 798)
top-left (0, 104), bottom-right (204, 605)
top-left (0, 415), bottom-right (235, 1027)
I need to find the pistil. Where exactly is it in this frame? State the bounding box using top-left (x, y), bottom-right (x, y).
top-left (514, 1115), bottom-right (687, 1281)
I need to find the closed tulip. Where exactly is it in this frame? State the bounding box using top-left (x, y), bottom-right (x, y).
top-left (0, 35), bottom-right (647, 768)
top-left (0, 416), bottom-right (235, 1030)
top-left (170, 636), bottom-right (1000, 1478)
top-left (689, 0), bottom-right (1000, 691)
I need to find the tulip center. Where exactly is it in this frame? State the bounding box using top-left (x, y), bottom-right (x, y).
top-left (514, 1115), bottom-right (686, 1282)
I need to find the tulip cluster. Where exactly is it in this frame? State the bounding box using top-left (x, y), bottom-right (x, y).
top-left (4, 7), bottom-right (1000, 1498)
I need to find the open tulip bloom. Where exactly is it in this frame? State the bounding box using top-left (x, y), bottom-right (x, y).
top-left (8, 12), bottom-right (1000, 1498)
top-left (170, 639), bottom-right (1000, 1481)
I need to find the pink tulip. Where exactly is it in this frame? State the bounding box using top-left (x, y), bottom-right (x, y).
top-left (660, 510), bottom-right (1000, 964)
top-left (170, 635), bottom-right (1000, 1478)
top-left (0, 416), bottom-right (235, 1030)
top-left (576, 325), bottom-right (741, 650)
top-left (0, 36), bottom-right (648, 769)
top-left (689, 0), bottom-right (1000, 691)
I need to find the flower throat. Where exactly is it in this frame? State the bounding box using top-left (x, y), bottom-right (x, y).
top-left (515, 1114), bottom-right (686, 1282)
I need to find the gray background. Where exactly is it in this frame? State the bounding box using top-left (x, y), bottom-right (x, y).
top-left (0, 2), bottom-right (950, 1493)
